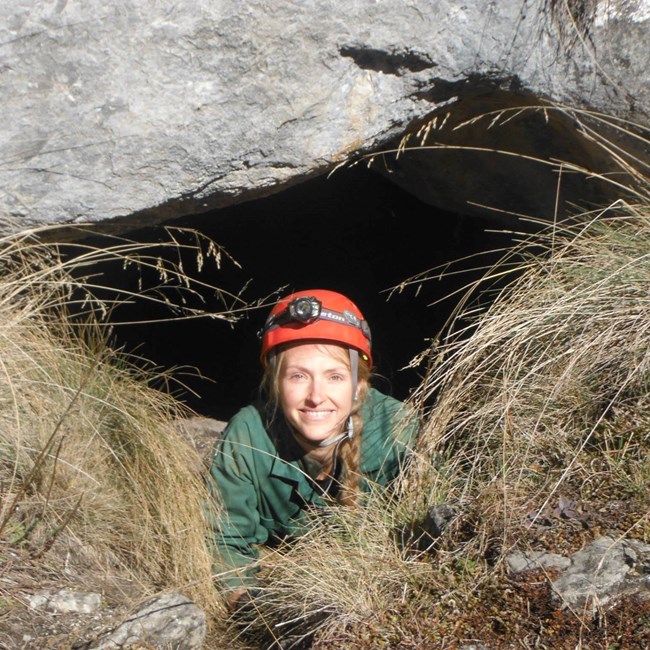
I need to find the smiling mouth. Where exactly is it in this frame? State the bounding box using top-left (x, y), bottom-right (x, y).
top-left (301, 410), bottom-right (334, 421)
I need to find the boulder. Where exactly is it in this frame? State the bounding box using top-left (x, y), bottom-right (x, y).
top-left (1, 1), bottom-right (648, 232)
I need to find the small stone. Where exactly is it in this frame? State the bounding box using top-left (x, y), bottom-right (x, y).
top-left (28, 589), bottom-right (102, 614)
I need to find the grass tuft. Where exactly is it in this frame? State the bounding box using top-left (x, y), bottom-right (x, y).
top-left (0, 223), bottom-right (244, 623)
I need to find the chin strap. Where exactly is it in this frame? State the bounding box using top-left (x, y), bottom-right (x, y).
top-left (315, 419), bottom-right (353, 498)
top-left (315, 415), bottom-right (353, 448)
top-left (350, 349), bottom-right (358, 402)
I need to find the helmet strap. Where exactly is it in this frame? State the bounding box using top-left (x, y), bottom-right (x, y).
top-left (350, 349), bottom-right (358, 401)
top-left (309, 416), bottom-right (353, 450)
top-left (315, 424), bottom-right (350, 448)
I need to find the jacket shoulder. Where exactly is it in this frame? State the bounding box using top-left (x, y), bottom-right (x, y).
top-left (363, 387), bottom-right (414, 424)
top-left (222, 404), bottom-right (264, 438)
top-left (211, 403), bottom-right (273, 459)
top-left (360, 388), bottom-right (419, 467)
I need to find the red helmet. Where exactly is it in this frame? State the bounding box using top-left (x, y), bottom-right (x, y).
top-left (260, 289), bottom-right (372, 366)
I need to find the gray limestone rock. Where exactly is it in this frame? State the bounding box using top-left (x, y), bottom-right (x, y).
top-left (89, 591), bottom-right (206, 650)
top-left (506, 550), bottom-right (572, 574)
top-left (1, 1), bottom-right (648, 232)
top-left (28, 589), bottom-right (102, 614)
top-left (551, 536), bottom-right (650, 611)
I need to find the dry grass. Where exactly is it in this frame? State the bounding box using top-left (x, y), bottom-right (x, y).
top-left (409, 203), bottom-right (650, 493)
top-left (400, 203), bottom-right (650, 562)
top-left (364, 201), bottom-right (650, 649)
top-left (226, 490), bottom-right (441, 648)
top-left (0, 223), bottom-right (250, 622)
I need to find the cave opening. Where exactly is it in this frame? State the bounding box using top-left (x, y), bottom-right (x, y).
top-left (81, 162), bottom-right (538, 423)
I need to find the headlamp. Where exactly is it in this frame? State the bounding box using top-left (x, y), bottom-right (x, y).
top-left (287, 296), bottom-right (321, 323)
top-left (260, 294), bottom-right (371, 346)
top-left (259, 296), bottom-right (322, 338)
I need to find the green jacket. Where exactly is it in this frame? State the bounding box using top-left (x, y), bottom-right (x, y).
top-left (207, 387), bottom-right (417, 593)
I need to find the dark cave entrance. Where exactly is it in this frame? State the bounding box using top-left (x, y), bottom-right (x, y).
top-left (90, 163), bottom-right (534, 422)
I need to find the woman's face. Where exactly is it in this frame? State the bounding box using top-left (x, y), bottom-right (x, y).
top-left (279, 342), bottom-right (357, 446)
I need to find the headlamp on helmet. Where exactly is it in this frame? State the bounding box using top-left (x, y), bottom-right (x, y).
top-left (268, 295), bottom-right (321, 328)
top-left (259, 289), bottom-right (372, 366)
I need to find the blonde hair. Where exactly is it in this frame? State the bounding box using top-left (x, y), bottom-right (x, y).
top-left (262, 343), bottom-right (371, 506)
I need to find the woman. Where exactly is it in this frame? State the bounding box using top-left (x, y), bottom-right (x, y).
top-left (207, 289), bottom-right (418, 611)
